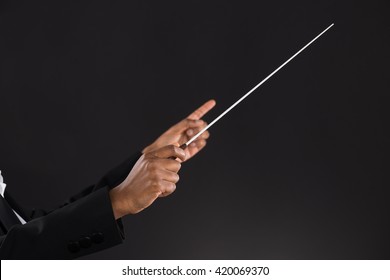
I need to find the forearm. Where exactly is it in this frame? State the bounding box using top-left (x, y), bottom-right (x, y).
top-left (0, 187), bottom-right (122, 259)
top-left (27, 152), bottom-right (142, 220)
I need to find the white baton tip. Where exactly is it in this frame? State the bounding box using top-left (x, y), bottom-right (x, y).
top-left (186, 23), bottom-right (334, 146)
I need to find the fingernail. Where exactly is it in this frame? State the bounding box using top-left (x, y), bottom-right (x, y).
top-left (187, 129), bottom-right (194, 136)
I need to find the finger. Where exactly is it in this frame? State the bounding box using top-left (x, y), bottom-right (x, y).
top-left (158, 169), bottom-right (180, 183)
top-left (200, 130), bottom-right (210, 140)
top-left (187, 99), bottom-right (216, 120)
top-left (189, 139), bottom-right (207, 149)
top-left (186, 120), bottom-right (207, 136)
top-left (187, 128), bottom-right (210, 140)
top-left (158, 181), bottom-right (176, 197)
top-left (153, 145), bottom-right (186, 161)
top-left (158, 158), bottom-right (182, 172)
top-left (171, 118), bottom-right (204, 133)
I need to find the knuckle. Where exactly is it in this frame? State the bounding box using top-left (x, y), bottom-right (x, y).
top-left (172, 146), bottom-right (182, 157)
top-left (154, 168), bottom-right (163, 178)
top-left (168, 183), bottom-right (177, 193)
top-left (147, 161), bottom-right (158, 172)
top-left (148, 164), bottom-right (162, 179)
top-left (168, 145), bottom-right (176, 153)
top-left (153, 180), bottom-right (163, 192)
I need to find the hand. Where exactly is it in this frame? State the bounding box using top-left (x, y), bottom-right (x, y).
top-left (143, 99), bottom-right (216, 162)
top-left (109, 145), bottom-right (186, 219)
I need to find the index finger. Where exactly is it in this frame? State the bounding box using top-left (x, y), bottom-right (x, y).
top-left (187, 99), bottom-right (216, 120)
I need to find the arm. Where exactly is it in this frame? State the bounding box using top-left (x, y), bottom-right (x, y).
top-left (0, 100), bottom-right (216, 259)
top-left (28, 152), bottom-right (142, 219)
top-left (0, 187), bottom-right (121, 259)
top-left (0, 146), bottom-right (186, 259)
top-left (0, 153), bottom-right (142, 259)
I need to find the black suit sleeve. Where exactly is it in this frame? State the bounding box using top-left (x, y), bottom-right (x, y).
top-left (30, 152), bottom-right (142, 219)
top-left (0, 187), bottom-right (122, 259)
top-left (0, 153), bottom-right (142, 259)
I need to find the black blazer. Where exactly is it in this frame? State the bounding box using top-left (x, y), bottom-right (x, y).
top-left (0, 153), bottom-right (141, 259)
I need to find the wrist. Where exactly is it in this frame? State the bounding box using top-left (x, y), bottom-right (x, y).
top-left (109, 187), bottom-right (127, 220)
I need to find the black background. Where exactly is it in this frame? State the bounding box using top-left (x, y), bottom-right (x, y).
top-left (0, 0), bottom-right (389, 259)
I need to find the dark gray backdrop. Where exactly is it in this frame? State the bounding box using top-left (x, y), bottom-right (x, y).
top-left (0, 0), bottom-right (389, 259)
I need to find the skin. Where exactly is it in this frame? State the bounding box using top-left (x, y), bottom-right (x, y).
top-left (109, 99), bottom-right (216, 219)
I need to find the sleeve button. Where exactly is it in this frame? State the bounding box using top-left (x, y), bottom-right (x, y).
top-left (67, 241), bottom-right (80, 253)
top-left (79, 236), bottom-right (92, 248)
top-left (91, 232), bottom-right (104, 244)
